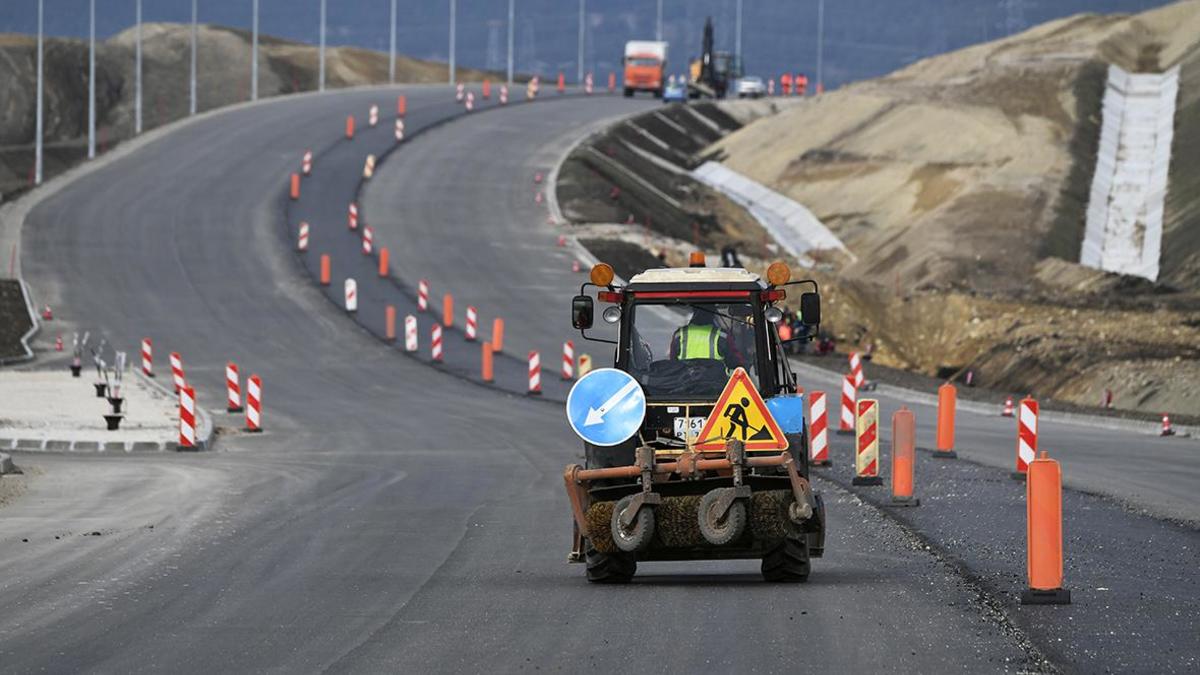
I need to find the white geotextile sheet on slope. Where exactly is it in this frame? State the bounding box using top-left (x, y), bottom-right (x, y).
top-left (1081, 64), bottom-right (1178, 281)
top-left (691, 161), bottom-right (849, 264)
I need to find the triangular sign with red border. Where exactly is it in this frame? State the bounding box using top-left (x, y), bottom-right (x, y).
top-left (694, 367), bottom-right (789, 451)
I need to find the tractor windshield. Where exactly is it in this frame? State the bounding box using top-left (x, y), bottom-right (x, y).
top-left (625, 300), bottom-right (759, 400)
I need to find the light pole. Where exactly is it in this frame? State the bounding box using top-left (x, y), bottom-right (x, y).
top-left (577, 0), bottom-right (585, 83)
top-left (389, 0), bottom-right (397, 84)
top-left (251, 0), bottom-right (259, 101)
top-left (656, 0), bottom-right (663, 41)
top-left (135, 0), bottom-right (142, 134)
top-left (507, 0), bottom-right (514, 85)
top-left (190, 0), bottom-right (197, 115)
top-left (88, 0), bottom-right (95, 159)
top-left (35, 0), bottom-right (43, 185)
top-left (448, 0), bottom-right (457, 84)
top-left (319, 0), bottom-right (326, 92)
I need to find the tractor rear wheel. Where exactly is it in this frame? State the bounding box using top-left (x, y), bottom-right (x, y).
top-left (761, 536), bottom-right (810, 582)
top-left (585, 540), bottom-right (636, 583)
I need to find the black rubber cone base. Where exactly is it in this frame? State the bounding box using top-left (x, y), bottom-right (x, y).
top-left (1021, 588), bottom-right (1071, 605)
top-left (890, 496), bottom-right (920, 506)
top-left (1011, 471), bottom-right (1027, 481)
top-left (852, 476), bottom-right (883, 486)
top-left (228, 407), bottom-right (244, 414)
top-left (835, 429), bottom-right (854, 436)
top-left (70, 365), bottom-right (82, 377)
top-left (932, 450), bottom-right (958, 459)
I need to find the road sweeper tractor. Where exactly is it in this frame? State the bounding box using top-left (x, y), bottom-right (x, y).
top-left (564, 255), bottom-right (825, 583)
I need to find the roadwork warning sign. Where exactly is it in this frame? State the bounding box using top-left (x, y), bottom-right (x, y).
top-left (694, 367), bottom-right (789, 451)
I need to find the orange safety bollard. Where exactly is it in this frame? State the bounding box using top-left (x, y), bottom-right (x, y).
top-left (1022, 451), bottom-right (1071, 604)
top-left (378, 247), bottom-right (390, 277)
top-left (492, 317), bottom-right (505, 353)
top-left (557, 72), bottom-right (565, 93)
top-left (345, 115), bottom-right (355, 139)
top-left (608, 72), bottom-right (616, 92)
top-left (934, 382), bottom-right (958, 458)
top-left (481, 341), bottom-right (494, 382)
top-left (482, 79), bottom-right (491, 99)
top-left (385, 305), bottom-right (396, 342)
top-left (396, 94), bottom-right (407, 117)
top-left (319, 254), bottom-right (331, 286)
top-left (443, 293), bottom-right (454, 328)
top-left (289, 173), bottom-right (300, 200)
top-left (891, 407), bottom-right (919, 505)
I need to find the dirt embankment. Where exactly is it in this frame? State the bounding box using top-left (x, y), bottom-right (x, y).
top-left (0, 23), bottom-right (498, 198)
top-left (0, 280), bottom-right (33, 361)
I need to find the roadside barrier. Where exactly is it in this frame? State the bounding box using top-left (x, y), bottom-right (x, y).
top-left (557, 72), bottom-right (565, 94)
top-left (443, 294), bottom-right (454, 328)
top-left (585, 72), bottom-right (594, 95)
top-left (483, 79), bottom-right (491, 99)
top-left (1002, 396), bottom-right (1014, 417)
top-left (397, 94), bottom-right (407, 117)
top-left (481, 342), bottom-right (494, 382)
top-left (246, 374), bottom-right (262, 432)
top-left (302, 150), bottom-right (312, 176)
top-left (141, 338), bottom-right (153, 377)
top-left (378, 247), bottom-right (389, 276)
top-left (492, 318), bottom-right (504, 352)
top-left (298, 222), bottom-right (310, 251)
top-left (528, 350), bottom-right (541, 394)
top-left (320, 254), bottom-right (331, 285)
top-left (363, 154), bottom-right (376, 179)
top-left (348, 203), bottom-right (359, 230)
top-left (289, 173), bottom-right (300, 199)
top-left (1022, 452), bottom-right (1070, 604)
top-left (362, 226), bottom-right (374, 254)
top-left (226, 361), bottom-right (243, 413)
top-left (344, 278), bottom-right (358, 312)
top-left (178, 385), bottom-right (196, 450)
top-left (418, 279), bottom-right (429, 311)
top-left (1013, 397), bottom-right (1038, 480)
top-left (1161, 413), bottom-right (1175, 436)
top-left (431, 324), bottom-right (444, 362)
top-left (405, 315), bottom-right (418, 351)
top-left (456, 83), bottom-right (464, 102)
top-left (849, 351), bottom-right (864, 388)
top-left (562, 340), bottom-right (575, 380)
top-left (578, 354), bottom-right (593, 377)
top-left (385, 305), bottom-right (396, 342)
top-left (465, 306), bottom-right (478, 341)
top-left (345, 115), bottom-right (355, 139)
top-left (891, 407), bottom-right (919, 505)
top-left (394, 118), bottom-right (405, 142)
top-left (853, 398), bottom-right (883, 485)
top-left (809, 391), bottom-right (830, 466)
top-left (934, 382), bottom-right (958, 458)
top-left (368, 104), bottom-right (379, 127)
top-left (465, 92), bottom-right (475, 111)
top-left (500, 85), bottom-right (508, 105)
top-left (838, 375), bottom-right (855, 434)
top-left (170, 351), bottom-right (185, 393)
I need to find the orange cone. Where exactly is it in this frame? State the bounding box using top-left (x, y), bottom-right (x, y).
top-left (481, 342), bottom-right (494, 383)
top-left (890, 407), bottom-right (919, 506)
top-left (934, 382), bottom-right (958, 458)
top-left (1021, 451), bottom-right (1071, 604)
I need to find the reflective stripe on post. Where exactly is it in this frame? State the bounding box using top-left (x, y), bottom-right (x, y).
top-left (528, 350), bottom-right (541, 395)
top-left (298, 222), bottom-right (309, 251)
top-left (578, 354), bottom-right (593, 377)
top-left (344, 278), bottom-right (358, 312)
top-left (852, 399), bottom-right (882, 485)
top-left (418, 279), bottom-right (429, 312)
top-left (141, 338), bottom-right (153, 377)
top-left (178, 385), bottom-right (196, 450)
top-left (849, 351), bottom-right (864, 388)
top-left (226, 361), bottom-right (242, 413)
top-left (1022, 452), bottom-right (1070, 604)
top-left (368, 104), bottom-right (379, 127)
top-left (245, 374), bottom-right (262, 432)
top-left (405, 315), bottom-right (418, 352)
top-left (465, 306), bottom-right (477, 341)
top-left (302, 149), bottom-right (312, 175)
top-left (395, 118), bottom-right (405, 142)
top-left (431, 324), bottom-right (443, 362)
top-left (561, 341), bottom-right (574, 380)
top-left (838, 375), bottom-right (855, 434)
top-left (348, 203), bottom-right (358, 230)
top-left (891, 407), bottom-right (918, 504)
top-left (362, 226), bottom-right (373, 255)
top-left (1014, 397), bottom-right (1038, 479)
top-left (935, 382), bottom-right (958, 458)
top-left (809, 391), bottom-right (829, 466)
top-left (170, 351), bottom-right (185, 393)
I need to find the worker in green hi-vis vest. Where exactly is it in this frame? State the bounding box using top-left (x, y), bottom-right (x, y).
top-left (669, 308), bottom-right (748, 370)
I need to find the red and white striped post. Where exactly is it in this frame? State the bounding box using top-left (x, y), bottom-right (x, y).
top-left (465, 306), bottom-right (478, 341)
top-left (849, 351), bottom-right (864, 389)
top-left (344, 278), bottom-right (358, 312)
top-left (431, 324), bottom-right (444, 362)
top-left (368, 104), bottom-right (379, 127)
top-left (1002, 396), bottom-right (1014, 417)
top-left (561, 340), bottom-right (575, 380)
top-left (301, 149), bottom-right (312, 176)
top-left (455, 83), bottom-right (465, 102)
top-left (245, 374), bottom-right (262, 432)
top-left (500, 85), bottom-right (508, 105)
top-left (405, 315), bottom-right (418, 352)
top-left (838, 375), bottom-right (856, 434)
top-left (226, 361), bottom-right (242, 413)
top-left (362, 226), bottom-right (374, 255)
top-left (465, 91), bottom-right (475, 111)
top-left (348, 203), bottom-right (359, 230)
top-left (297, 222), bottom-right (310, 252)
top-left (1013, 397), bottom-right (1038, 480)
top-left (394, 118), bottom-right (405, 142)
top-left (528, 350), bottom-right (542, 395)
top-left (170, 351), bottom-right (186, 393)
top-left (809, 391), bottom-right (830, 466)
top-left (178, 385), bottom-right (197, 450)
top-left (1161, 414), bottom-right (1175, 437)
top-left (417, 279), bottom-right (429, 312)
top-left (852, 398), bottom-right (883, 485)
top-left (585, 72), bottom-right (594, 94)
top-left (141, 338), bottom-right (154, 377)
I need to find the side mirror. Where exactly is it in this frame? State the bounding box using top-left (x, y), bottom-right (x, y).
top-left (800, 292), bottom-right (821, 326)
top-left (571, 295), bottom-right (594, 330)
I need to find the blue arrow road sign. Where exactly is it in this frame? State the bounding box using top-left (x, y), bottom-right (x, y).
top-left (566, 368), bottom-right (647, 447)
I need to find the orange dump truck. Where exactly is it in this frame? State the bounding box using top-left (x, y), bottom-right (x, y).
top-left (623, 40), bottom-right (668, 98)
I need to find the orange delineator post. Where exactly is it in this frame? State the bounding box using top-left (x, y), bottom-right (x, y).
top-left (557, 72), bottom-right (565, 93)
top-left (481, 341), bottom-right (494, 382)
top-left (891, 406), bottom-right (919, 505)
top-left (492, 318), bottom-right (505, 353)
top-left (385, 305), bottom-right (396, 342)
top-left (934, 382), bottom-right (958, 458)
top-left (607, 72), bottom-right (616, 92)
top-left (378, 247), bottom-right (390, 277)
top-left (1022, 451), bottom-right (1071, 604)
top-left (345, 115), bottom-right (355, 139)
top-left (289, 173), bottom-right (300, 200)
top-left (396, 94), bottom-right (407, 117)
top-left (443, 294), bottom-right (454, 328)
top-left (482, 80), bottom-right (491, 99)
top-left (319, 254), bottom-right (331, 286)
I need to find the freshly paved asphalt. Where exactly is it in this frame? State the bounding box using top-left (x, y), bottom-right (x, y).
top-left (0, 85), bottom-right (1192, 672)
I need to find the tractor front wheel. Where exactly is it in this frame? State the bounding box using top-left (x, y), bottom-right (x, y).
top-left (611, 495), bottom-right (655, 553)
top-left (761, 536), bottom-right (811, 582)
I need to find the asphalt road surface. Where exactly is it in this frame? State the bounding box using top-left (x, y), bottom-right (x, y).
top-left (0, 85), bottom-right (1194, 672)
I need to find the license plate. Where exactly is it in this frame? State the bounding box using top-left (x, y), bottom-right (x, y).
top-left (673, 416), bottom-right (707, 441)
